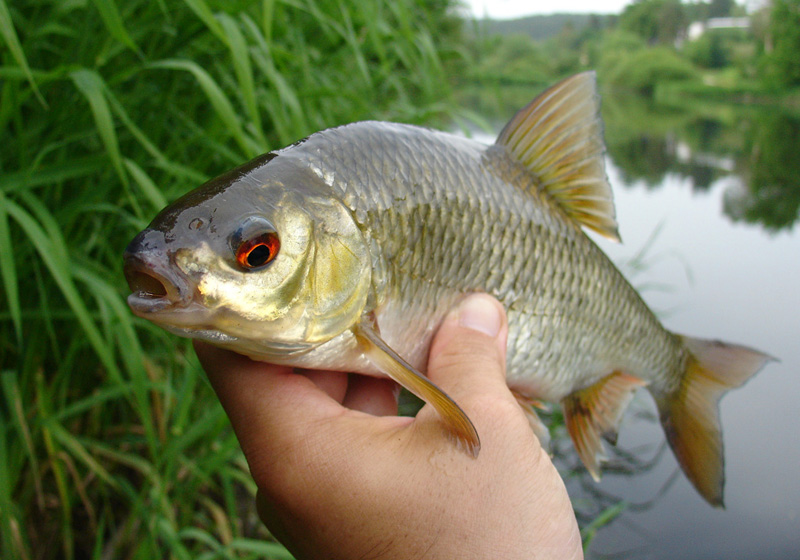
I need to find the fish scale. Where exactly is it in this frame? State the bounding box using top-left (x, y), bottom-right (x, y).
top-left (124, 72), bottom-right (772, 506)
top-left (292, 121), bottom-right (679, 400)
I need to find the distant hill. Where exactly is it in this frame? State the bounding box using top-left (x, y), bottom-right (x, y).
top-left (474, 13), bottom-right (615, 41)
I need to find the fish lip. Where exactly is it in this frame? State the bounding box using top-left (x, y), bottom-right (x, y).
top-left (123, 252), bottom-right (196, 315)
top-left (166, 326), bottom-right (316, 358)
top-left (129, 298), bottom-right (215, 329)
top-left (127, 290), bottom-right (201, 317)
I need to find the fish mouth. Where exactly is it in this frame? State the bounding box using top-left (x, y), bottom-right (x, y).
top-left (125, 259), bottom-right (173, 303)
top-left (123, 226), bottom-right (201, 320)
top-left (124, 256), bottom-right (197, 316)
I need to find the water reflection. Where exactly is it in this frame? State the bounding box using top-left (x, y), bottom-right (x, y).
top-left (576, 163), bottom-right (800, 559)
top-left (602, 91), bottom-right (800, 230)
top-left (542, 404), bottom-right (671, 536)
top-left (732, 111), bottom-right (800, 230)
top-left (457, 85), bottom-right (799, 558)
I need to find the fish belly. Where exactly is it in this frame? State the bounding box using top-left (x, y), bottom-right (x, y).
top-left (312, 125), bottom-right (681, 400)
top-left (296, 122), bottom-right (684, 400)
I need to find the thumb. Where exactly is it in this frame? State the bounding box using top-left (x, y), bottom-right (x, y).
top-left (422, 293), bottom-right (539, 461)
top-left (426, 293), bottom-right (513, 405)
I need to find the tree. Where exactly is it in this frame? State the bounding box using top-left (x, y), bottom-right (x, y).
top-left (709, 0), bottom-right (735, 18)
top-left (731, 112), bottom-right (800, 230)
top-left (619, 0), bottom-right (687, 45)
top-left (761, 0), bottom-right (800, 88)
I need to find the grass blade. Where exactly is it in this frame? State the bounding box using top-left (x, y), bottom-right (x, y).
top-left (580, 500), bottom-right (627, 548)
top-left (261, 0), bottom-right (275, 44)
top-left (70, 69), bottom-right (129, 188)
top-left (337, 0), bottom-right (372, 89)
top-left (49, 423), bottom-right (120, 490)
top-left (229, 538), bottom-right (294, 559)
top-left (0, 396), bottom-right (28, 559)
top-left (0, 156), bottom-right (107, 194)
top-left (242, 18), bottom-right (307, 141)
top-left (181, 0), bottom-right (225, 40)
top-left (4, 197), bottom-right (122, 382)
top-left (148, 59), bottom-right (259, 157)
top-left (124, 158), bottom-right (168, 211)
top-left (218, 13), bottom-right (265, 146)
top-left (74, 263), bottom-right (159, 453)
top-left (88, 0), bottom-right (141, 55)
top-left (1, 371), bottom-right (44, 509)
top-left (0, 0), bottom-right (46, 106)
top-left (0, 191), bottom-right (22, 343)
top-left (35, 370), bottom-right (74, 560)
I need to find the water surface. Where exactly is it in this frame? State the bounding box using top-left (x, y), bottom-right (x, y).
top-left (463, 93), bottom-right (799, 558)
top-left (583, 160), bottom-right (799, 559)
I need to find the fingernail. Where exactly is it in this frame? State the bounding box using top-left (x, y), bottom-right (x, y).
top-left (457, 294), bottom-right (502, 337)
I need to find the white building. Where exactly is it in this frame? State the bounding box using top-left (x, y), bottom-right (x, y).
top-left (687, 17), bottom-right (751, 41)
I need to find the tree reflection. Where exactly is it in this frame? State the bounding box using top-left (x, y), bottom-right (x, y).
top-left (602, 91), bottom-right (800, 230)
top-left (731, 112), bottom-right (800, 230)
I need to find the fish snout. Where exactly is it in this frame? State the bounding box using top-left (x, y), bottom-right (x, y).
top-left (124, 229), bottom-right (195, 313)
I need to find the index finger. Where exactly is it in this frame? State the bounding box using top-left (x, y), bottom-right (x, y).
top-left (194, 342), bottom-right (340, 459)
top-left (194, 342), bottom-right (406, 472)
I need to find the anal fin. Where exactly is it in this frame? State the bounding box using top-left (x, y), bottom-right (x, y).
top-left (512, 390), bottom-right (551, 449)
top-left (354, 319), bottom-right (480, 457)
top-left (562, 372), bottom-right (647, 481)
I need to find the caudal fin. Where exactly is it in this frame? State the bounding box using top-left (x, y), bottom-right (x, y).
top-left (656, 336), bottom-right (773, 507)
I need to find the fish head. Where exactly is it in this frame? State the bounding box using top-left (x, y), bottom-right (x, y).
top-left (123, 153), bottom-right (372, 359)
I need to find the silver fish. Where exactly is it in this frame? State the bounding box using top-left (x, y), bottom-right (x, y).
top-left (124, 72), bottom-right (772, 507)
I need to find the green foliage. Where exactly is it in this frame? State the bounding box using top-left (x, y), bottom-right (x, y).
top-left (595, 30), bottom-right (647, 78)
top-left (684, 28), bottom-right (757, 77)
top-left (600, 81), bottom-right (800, 231)
top-left (709, 0), bottom-right (735, 18)
top-left (580, 501), bottom-right (628, 548)
top-left (684, 32), bottom-right (729, 69)
top-left (619, 0), bottom-right (687, 45)
top-left (467, 33), bottom-right (553, 85)
top-left (731, 111), bottom-right (800, 229)
top-left (602, 43), bottom-right (698, 96)
top-left (601, 91), bottom-right (691, 186)
top-left (465, 15), bottom-right (612, 91)
top-left (476, 13), bottom-right (615, 42)
top-left (0, 0), bottom-right (464, 558)
top-left (760, 0), bottom-right (800, 88)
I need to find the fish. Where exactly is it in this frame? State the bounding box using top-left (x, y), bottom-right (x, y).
top-left (124, 72), bottom-right (772, 507)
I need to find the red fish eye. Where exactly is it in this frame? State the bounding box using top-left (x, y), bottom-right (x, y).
top-left (236, 232), bottom-right (280, 269)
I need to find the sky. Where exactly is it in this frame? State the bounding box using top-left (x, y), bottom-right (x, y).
top-left (462, 0), bottom-right (767, 19)
top-left (463, 0), bottom-right (634, 19)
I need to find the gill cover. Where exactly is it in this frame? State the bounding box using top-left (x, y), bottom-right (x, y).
top-left (209, 160), bottom-right (374, 348)
top-left (294, 192), bottom-right (373, 344)
top-left (127, 154), bottom-right (372, 355)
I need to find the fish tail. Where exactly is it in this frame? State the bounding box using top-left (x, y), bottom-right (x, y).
top-left (654, 336), bottom-right (773, 507)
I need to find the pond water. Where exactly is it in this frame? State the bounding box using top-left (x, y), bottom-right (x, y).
top-left (581, 159), bottom-right (800, 559)
top-left (463, 93), bottom-right (800, 558)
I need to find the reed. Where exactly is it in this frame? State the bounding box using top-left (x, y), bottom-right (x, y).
top-left (0, 1), bottom-right (463, 557)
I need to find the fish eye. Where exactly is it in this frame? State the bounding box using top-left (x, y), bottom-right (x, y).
top-left (236, 232), bottom-right (280, 269)
top-left (231, 217), bottom-right (280, 270)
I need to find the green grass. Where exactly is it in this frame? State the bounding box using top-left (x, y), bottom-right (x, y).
top-left (1, 1), bottom-right (646, 556)
top-left (0, 1), bottom-right (465, 558)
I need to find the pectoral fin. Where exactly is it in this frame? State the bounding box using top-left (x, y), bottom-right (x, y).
top-left (354, 320), bottom-right (480, 457)
top-left (562, 371), bottom-right (647, 480)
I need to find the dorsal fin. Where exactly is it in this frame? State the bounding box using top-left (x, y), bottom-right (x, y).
top-left (496, 72), bottom-right (620, 242)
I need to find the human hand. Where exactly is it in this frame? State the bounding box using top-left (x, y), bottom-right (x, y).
top-left (195, 294), bottom-right (583, 560)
